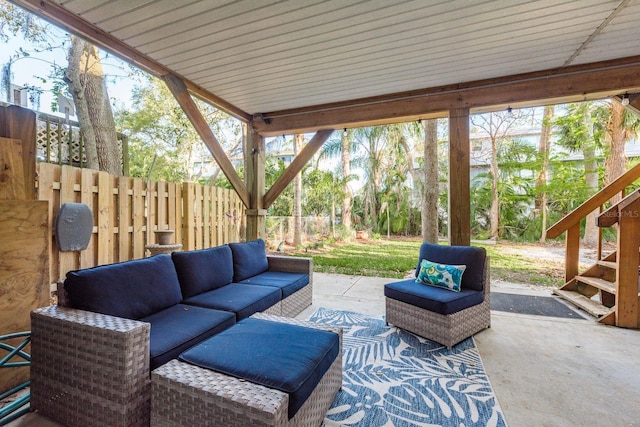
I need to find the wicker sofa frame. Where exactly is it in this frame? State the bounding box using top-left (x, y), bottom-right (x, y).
top-left (151, 313), bottom-right (342, 427)
top-left (30, 255), bottom-right (313, 427)
top-left (385, 259), bottom-right (490, 348)
top-left (266, 255), bottom-right (313, 317)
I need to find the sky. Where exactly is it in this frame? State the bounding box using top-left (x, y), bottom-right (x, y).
top-left (1, 20), bottom-right (137, 118)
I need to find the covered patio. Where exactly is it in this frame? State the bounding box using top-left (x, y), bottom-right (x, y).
top-left (9, 0), bottom-right (640, 247)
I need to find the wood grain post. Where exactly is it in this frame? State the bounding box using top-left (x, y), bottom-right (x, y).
top-left (163, 74), bottom-right (249, 207)
top-left (448, 108), bottom-right (471, 246)
top-left (244, 125), bottom-right (266, 241)
top-left (565, 223), bottom-right (581, 283)
top-left (615, 199), bottom-right (640, 328)
top-left (0, 105), bottom-right (37, 200)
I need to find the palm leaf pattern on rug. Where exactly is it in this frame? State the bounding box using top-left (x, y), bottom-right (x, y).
top-left (309, 308), bottom-right (507, 427)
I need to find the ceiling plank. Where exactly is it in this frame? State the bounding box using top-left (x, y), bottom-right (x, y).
top-left (163, 73), bottom-right (250, 208)
top-left (263, 130), bottom-right (334, 209)
top-left (11, 0), bottom-right (251, 122)
top-left (253, 55), bottom-right (640, 135)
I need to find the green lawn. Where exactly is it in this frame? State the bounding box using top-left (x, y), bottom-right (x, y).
top-left (281, 239), bottom-right (566, 287)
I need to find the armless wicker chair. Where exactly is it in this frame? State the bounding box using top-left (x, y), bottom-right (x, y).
top-left (384, 243), bottom-right (490, 348)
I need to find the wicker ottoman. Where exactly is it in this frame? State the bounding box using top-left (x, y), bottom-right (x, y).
top-left (151, 314), bottom-right (342, 427)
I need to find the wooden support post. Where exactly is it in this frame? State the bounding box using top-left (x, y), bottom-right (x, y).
top-left (615, 198), bottom-right (640, 328)
top-left (163, 73), bottom-right (249, 208)
top-left (565, 223), bottom-right (581, 283)
top-left (448, 108), bottom-right (470, 246)
top-left (0, 105), bottom-right (37, 199)
top-left (245, 126), bottom-right (266, 241)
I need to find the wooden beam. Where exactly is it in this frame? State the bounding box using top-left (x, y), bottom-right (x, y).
top-left (448, 108), bottom-right (470, 246)
top-left (615, 196), bottom-right (640, 328)
top-left (254, 56), bottom-right (640, 135)
top-left (163, 74), bottom-right (249, 208)
top-left (263, 130), bottom-right (334, 209)
top-left (565, 223), bottom-right (581, 283)
top-left (11, 0), bottom-right (251, 123)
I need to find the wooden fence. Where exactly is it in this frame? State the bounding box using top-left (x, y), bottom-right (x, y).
top-left (37, 163), bottom-right (245, 286)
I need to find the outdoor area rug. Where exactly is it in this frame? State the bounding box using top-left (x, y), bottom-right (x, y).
top-left (308, 308), bottom-right (507, 427)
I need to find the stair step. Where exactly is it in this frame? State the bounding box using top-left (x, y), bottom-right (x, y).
top-left (596, 260), bottom-right (617, 270)
top-left (554, 289), bottom-right (613, 317)
top-left (575, 276), bottom-right (616, 294)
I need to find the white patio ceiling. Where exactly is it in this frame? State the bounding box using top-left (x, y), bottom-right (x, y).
top-left (35, 0), bottom-right (639, 115)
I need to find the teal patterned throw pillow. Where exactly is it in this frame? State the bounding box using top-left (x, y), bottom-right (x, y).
top-left (415, 259), bottom-right (466, 292)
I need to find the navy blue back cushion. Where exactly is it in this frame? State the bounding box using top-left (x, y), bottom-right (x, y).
top-left (180, 318), bottom-right (339, 419)
top-left (64, 254), bottom-right (183, 319)
top-left (171, 245), bottom-right (234, 298)
top-left (229, 239), bottom-right (269, 282)
top-left (415, 243), bottom-right (486, 291)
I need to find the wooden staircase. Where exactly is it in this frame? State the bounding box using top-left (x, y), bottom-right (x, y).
top-left (553, 252), bottom-right (617, 324)
top-left (547, 164), bottom-right (640, 328)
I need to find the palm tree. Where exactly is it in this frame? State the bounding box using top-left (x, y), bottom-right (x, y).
top-left (317, 130), bottom-right (357, 232)
top-left (554, 100), bottom-right (640, 245)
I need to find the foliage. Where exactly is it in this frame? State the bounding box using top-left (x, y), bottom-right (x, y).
top-left (302, 168), bottom-right (344, 216)
top-left (0, 1), bottom-right (48, 44)
top-left (265, 157), bottom-right (292, 216)
top-left (116, 76), bottom-right (242, 183)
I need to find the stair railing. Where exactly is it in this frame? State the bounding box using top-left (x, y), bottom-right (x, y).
top-left (547, 162), bottom-right (640, 283)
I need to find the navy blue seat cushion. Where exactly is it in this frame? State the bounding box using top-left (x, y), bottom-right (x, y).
top-left (64, 254), bottom-right (183, 319)
top-left (182, 283), bottom-right (281, 320)
top-left (415, 243), bottom-right (487, 291)
top-left (140, 304), bottom-right (235, 370)
top-left (384, 278), bottom-right (484, 315)
top-left (179, 318), bottom-right (339, 419)
top-left (172, 245), bottom-right (234, 298)
top-left (229, 239), bottom-right (269, 282)
top-left (239, 271), bottom-right (309, 298)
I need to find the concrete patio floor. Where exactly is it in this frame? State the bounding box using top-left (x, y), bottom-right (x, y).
top-left (8, 272), bottom-right (640, 426)
top-left (300, 273), bottom-right (640, 427)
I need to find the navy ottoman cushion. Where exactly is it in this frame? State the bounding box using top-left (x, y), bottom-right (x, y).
top-left (140, 304), bottom-right (235, 370)
top-left (384, 278), bottom-right (484, 315)
top-left (172, 245), bottom-right (234, 298)
top-left (416, 243), bottom-right (487, 291)
top-left (64, 254), bottom-right (183, 319)
top-left (179, 318), bottom-right (339, 419)
top-left (182, 283), bottom-right (281, 320)
top-left (229, 239), bottom-right (269, 282)
top-left (239, 271), bottom-right (309, 298)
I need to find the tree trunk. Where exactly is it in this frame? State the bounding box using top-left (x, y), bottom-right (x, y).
top-left (341, 131), bottom-right (352, 230)
top-left (293, 134), bottom-right (303, 246)
top-left (606, 101), bottom-right (627, 205)
top-left (66, 36), bottom-right (122, 175)
top-left (537, 106), bottom-right (554, 242)
top-left (583, 110), bottom-right (599, 246)
top-left (489, 135), bottom-right (499, 239)
top-left (422, 119), bottom-right (439, 243)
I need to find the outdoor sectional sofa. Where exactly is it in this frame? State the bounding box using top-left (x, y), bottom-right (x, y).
top-left (29, 238), bottom-right (338, 427)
